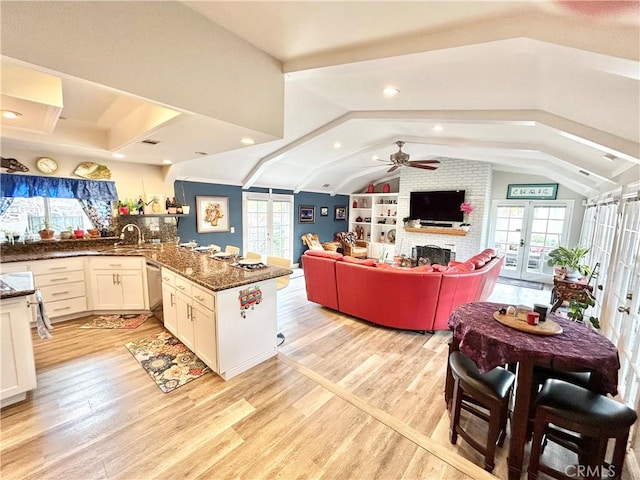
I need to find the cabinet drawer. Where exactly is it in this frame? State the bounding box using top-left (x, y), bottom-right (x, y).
top-left (90, 257), bottom-right (144, 270)
top-left (38, 281), bottom-right (85, 303)
top-left (30, 258), bottom-right (84, 275)
top-left (192, 284), bottom-right (215, 311)
top-left (46, 296), bottom-right (87, 318)
top-left (174, 276), bottom-right (192, 296)
top-left (35, 270), bottom-right (85, 288)
top-left (161, 267), bottom-right (176, 287)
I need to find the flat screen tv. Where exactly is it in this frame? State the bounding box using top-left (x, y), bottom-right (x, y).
top-left (409, 190), bottom-right (465, 224)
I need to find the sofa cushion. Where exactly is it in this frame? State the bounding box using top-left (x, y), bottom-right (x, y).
top-left (448, 260), bottom-right (476, 271)
top-left (482, 248), bottom-right (497, 258)
top-left (343, 256), bottom-right (377, 266)
top-left (468, 255), bottom-right (486, 268)
top-left (305, 250), bottom-right (344, 260)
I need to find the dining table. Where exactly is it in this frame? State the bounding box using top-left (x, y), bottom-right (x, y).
top-left (446, 302), bottom-right (620, 480)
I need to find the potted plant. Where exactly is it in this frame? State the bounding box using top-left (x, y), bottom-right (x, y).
top-left (567, 293), bottom-right (600, 329)
top-left (402, 216), bottom-right (412, 227)
top-left (546, 245), bottom-right (591, 280)
top-left (38, 221), bottom-right (55, 240)
top-left (60, 226), bottom-right (73, 240)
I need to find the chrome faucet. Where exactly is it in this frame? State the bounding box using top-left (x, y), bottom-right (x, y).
top-left (122, 224), bottom-right (144, 245)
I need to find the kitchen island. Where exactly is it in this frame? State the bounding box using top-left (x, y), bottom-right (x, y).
top-left (1, 271), bottom-right (37, 407)
top-left (0, 243), bottom-right (292, 381)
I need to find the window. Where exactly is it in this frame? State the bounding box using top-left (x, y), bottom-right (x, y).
top-left (0, 197), bottom-right (95, 240)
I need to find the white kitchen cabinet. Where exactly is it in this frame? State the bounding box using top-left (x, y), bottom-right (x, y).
top-left (160, 268), bottom-right (178, 336)
top-left (175, 289), bottom-right (195, 351)
top-left (1, 296), bottom-right (37, 408)
top-left (88, 257), bottom-right (147, 311)
top-left (216, 280), bottom-right (276, 380)
top-left (191, 283), bottom-right (217, 372)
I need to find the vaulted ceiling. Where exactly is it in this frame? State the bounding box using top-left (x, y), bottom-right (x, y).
top-left (1, 1), bottom-right (638, 196)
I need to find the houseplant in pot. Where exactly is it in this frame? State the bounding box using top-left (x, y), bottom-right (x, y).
top-left (546, 245), bottom-right (591, 280)
top-left (38, 221), bottom-right (55, 240)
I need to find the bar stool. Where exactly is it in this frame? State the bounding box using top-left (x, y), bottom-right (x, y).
top-left (448, 351), bottom-right (515, 472)
top-left (528, 379), bottom-right (637, 480)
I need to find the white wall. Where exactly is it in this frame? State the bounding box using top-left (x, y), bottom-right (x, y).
top-left (397, 159), bottom-right (493, 262)
top-left (0, 145), bottom-right (171, 202)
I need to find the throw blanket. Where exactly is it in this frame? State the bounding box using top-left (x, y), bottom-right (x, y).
top-left (35, 289), bottom-right (53, 339)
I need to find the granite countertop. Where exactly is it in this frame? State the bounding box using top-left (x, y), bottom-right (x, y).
top-left (0, 244), bottom-right (292, 292)
top-left (0, 271), bottom-right (35, 299)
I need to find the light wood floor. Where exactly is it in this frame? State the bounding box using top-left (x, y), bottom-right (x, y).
top-left (0, 276), bottom-right (633, 479)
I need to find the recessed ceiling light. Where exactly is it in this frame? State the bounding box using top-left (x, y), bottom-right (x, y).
top-left (112, 152), bottom-right (125, 159)
top-left (1, 110), bottom-right (22, 119)
top-left (334, 142), bottom-right (342, 149)
top-left (240, 137), bottom-right (255, 145)
top-left (383, 87), bottom-right (399, 97)
top-left (433, 125), bottom-right (444, 132)
top-left (372, 155), bottom-right (380, 161)
top-left (162, 159), bottom-right (172, 165)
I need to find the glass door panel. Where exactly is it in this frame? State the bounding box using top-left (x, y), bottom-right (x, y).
top-left (243, 192), bottom-right (293, 261)
top-left (490, 200), bottom-right (573, 282)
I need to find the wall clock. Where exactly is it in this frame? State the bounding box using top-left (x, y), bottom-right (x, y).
top-left (36, 157), bottom-right (58, 174)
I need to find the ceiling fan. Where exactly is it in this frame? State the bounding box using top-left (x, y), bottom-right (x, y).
top-left (379, 141), bottom-right (440, 173)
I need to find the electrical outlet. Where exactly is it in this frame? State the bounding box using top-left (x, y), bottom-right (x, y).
top-left (230, 226), bottom-right (235, 233)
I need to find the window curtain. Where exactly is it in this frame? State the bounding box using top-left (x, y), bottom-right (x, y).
top-left (0, 197), bottom-right (14, 216)
top-left (0, 173), bottom-right (118, 200)
top-left (79, 199), bottom-right (113, 230)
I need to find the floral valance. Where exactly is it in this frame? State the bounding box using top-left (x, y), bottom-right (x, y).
top-left (0, 174), bottom-right (118, 201)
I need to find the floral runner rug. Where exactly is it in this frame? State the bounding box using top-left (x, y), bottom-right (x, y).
top-left (80, 313), bottom-right (152, 329)
top-left (124, 331), bottom-right (211, 393)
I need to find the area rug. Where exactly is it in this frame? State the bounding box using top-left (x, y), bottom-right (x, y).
top-left (124, 332), bottom-right (211, 393)
top-left (80, 313), bottom-right (152, 329)
top-left (497, 277), bottom-right (545, 290)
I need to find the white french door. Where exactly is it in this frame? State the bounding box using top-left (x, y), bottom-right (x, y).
top-left (604, 197), bottom-right (640, 410)
top-left (242, 192), bottom-right (294, 260)
top-left (490, 200), bottom-right (574, 283)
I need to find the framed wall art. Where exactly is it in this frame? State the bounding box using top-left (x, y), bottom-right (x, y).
top-left (196, 196), bottom-right (230, 233)
top-left (299, 205), bottom-right (315, 223)
top-left (320, 206), bottom-right (329, 216)
top-left (507, 183), bottom-right (558, 200)
top-left (334, 205), bottom-right (347, 221)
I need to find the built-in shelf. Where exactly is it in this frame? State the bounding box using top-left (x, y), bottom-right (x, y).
top-left (404, 227), bottom-right (468, 236)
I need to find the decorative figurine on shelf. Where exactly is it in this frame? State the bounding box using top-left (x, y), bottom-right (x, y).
top-left (366, 183), bottom-right (374, 193)
top-left (355, 225), bottom-right (364, 240)
top-left (137, 197), bottom-right (145, 215)
top-left (382, 182), bottom-right (390, 193)
top-left (352, 199), bottom-right (358, 208)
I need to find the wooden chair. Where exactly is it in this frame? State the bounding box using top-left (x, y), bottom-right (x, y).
top-left (448, 351), bottom-right (515, 473)
top-left (301, 233), bottom-right (324, 251)
top-left (529, 379), bottom-right (637, 480)
top-left (245, 251), bottom-right (261, 260)
top-left (224, 245), bottom-right (240, 255)
top-left (336, 232), bottom-right (368, 258)
top-left (266, 256), bottom-right (292, 290)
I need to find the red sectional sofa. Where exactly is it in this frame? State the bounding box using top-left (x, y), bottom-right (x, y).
top-left (301, 248), bottom-right (504, 332)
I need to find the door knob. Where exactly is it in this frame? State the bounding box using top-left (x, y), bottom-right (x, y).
top-left (618, 306), bottom-right (631, 314)
top-left (519, 239), bottom-right (525, 247)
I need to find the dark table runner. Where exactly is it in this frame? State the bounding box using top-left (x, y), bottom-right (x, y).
top-left (448, 301), bottom-right (619, 395)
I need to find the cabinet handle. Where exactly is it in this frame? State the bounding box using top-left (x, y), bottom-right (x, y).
top-left (51, 277), bottom-right (69, 282)
top-left (108, 263), bottom-right (123, 267)
top-left (53, 306), bottom-right (71, 311)
top-left (177, 285), bottom-right (185, 290)
top-left (117, 274), bottom-right (121, 285)
top-left (187, 304), bottom-right (192, 320)
top-left (195, 295), bottom-right (204, 301)
top-left (170, 292), bottom-right (175, 307)
top-left (191, 308), bottom-right (195, 321)
top-left (51, 291), bottom-right (70, 296)
top-left (112, 273), bottom-right (117, 285)
top-left (48, 267), bottom-right (68, 271)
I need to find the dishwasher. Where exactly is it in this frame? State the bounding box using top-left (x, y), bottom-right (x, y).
top-left (146, 262), bottom-right (162, 310)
